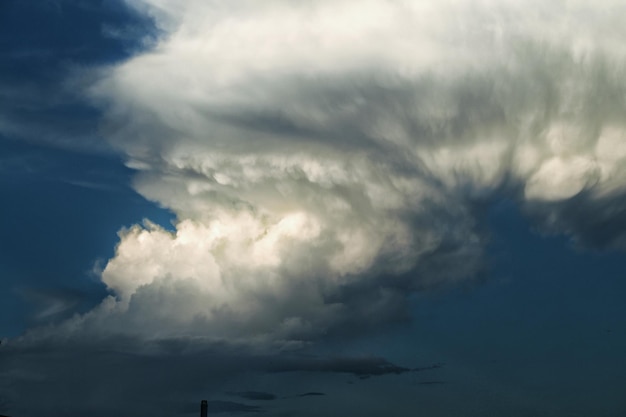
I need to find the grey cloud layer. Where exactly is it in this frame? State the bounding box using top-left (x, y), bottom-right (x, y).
top-left (13, 0), bottom-right (626, 348)
top-left (0, 340), bottom-right (437, 417)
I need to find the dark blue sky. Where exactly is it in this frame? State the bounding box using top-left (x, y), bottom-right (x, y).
top-left (0, 0), bottom-right (172, 337)
top-left (1, 1), bottom-right (626, 417)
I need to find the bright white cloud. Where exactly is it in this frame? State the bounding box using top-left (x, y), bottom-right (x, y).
top-left (17, 0), bottom-right (626, 348)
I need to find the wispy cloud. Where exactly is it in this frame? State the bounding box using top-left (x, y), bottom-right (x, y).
top-left (16, 287), bottom-right (83, 322)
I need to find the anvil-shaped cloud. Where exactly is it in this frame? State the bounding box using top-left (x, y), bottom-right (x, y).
top-left (16, 0), bottom-right (626, 350)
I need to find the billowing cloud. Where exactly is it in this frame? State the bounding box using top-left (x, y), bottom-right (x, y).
top-left (12, 0), bottom-right (626, 353)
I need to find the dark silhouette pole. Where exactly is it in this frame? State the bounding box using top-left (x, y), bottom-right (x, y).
top-left (201, 400), bottom-right (208, 417)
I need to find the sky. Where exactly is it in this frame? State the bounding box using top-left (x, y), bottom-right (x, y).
top-left (1, 0), bottom-right (626, 416)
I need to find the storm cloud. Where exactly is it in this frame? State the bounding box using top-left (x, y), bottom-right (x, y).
top-left (4, 1), bottom-right (626, 415)
top-left (7, 0), bottom-right (625, 351)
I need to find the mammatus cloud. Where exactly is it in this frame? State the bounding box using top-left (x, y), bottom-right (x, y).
top-left (12, 0), bottom-right (626, 350)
